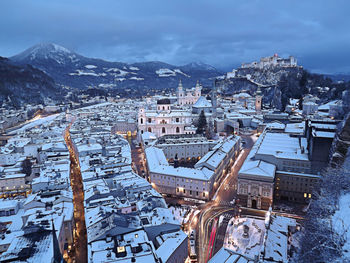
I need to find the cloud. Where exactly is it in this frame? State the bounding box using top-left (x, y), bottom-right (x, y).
top-left (0, 0), bottom-right (349, 73)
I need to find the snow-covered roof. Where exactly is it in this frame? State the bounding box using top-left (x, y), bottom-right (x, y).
top-left (141, 131), bottom-right (157, 141)
top-left (239, 160), bottom-right (276, 180)
top-left (193, 96), bottom-right (212, 108)
top-left (233, 92), bottom-right (252, 98)
top-left (255, 132), bottom-right (309, 161)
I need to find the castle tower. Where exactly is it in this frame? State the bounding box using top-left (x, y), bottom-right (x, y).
top-left (255, 87), bottom-right (262, 112)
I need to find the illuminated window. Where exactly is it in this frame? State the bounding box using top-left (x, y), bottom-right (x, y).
top-left (308, 193), bottom-right (311, 198)
top-left (304, 193), bottom-right (307, 198)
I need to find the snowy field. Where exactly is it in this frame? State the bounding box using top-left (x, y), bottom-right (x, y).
top-left (224, 217), bottom-right (265, 259)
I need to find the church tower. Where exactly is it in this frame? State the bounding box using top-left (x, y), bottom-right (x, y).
top-left (138, 106), bottom-right (145, 126)
top-left (255, 87), bottom-right (262, 112)
top-left (195, 80), bottom-right (201, 97)
top-left (211, 81), bottom-right (218, 118)
top-left (177, 80), bottom-right (184, 104)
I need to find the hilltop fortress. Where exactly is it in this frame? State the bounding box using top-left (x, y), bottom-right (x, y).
top-left (241, 53), bottom-right (297, 69)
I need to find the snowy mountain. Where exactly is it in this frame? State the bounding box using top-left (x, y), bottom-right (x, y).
top-left (10, 43), bottom-right (223, 95)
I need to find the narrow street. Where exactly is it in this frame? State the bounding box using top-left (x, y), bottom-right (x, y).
top-left (64, 124), bottom-right (87, 263)
top-left (128, 136), bottom-right (147, 179)
top-left (195, 135), bottom-right (256, 263)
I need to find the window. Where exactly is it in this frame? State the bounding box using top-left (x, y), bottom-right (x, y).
top-left (196, 191), bottom-right (199, 196)
top-left (176, 127), bottom-right (180, 133)
top-left (176, 118), bottom-right (179, 122)
top-left (203, 192), bottom-right (206, 197)
top-left (177, 188), bottom-right (179, 193)
top-left (163, 106), bottom-right (165, 110)
top-left (140, 118), bottom-right (143, 124)
top-left (190, 190), bottom-right (192, 195)
top-left (148, 118), bottom-right (152, 123)
top-left (183, 189), bottom-right (186, 194)
top-left (148, 127), bottom-right (152, 132)
top-left (162, 127), bottom-right (166, 133)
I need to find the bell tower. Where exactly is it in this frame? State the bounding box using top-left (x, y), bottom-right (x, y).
top-left (195, 80), bottom-right (201, 97)
top-left (177, 80), bottom-right (184, 104)
top-left (255, 87), bottom-right (262, 112)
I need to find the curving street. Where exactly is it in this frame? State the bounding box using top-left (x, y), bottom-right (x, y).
top-left (64, 123), bottom-right (87, 263)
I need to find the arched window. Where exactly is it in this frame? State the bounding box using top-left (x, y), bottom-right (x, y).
top-left (176, 127), bottom-right (180, 133)
top-left (140, 118), bottom-right (143, 124)
top-left (148, 127), bottom-right (152, 132)
top-left (141, 130), bottom-right (144, 134)
top-left (163, 106), bottom-right (165, 110)
top-left (162, 127), bottom-right (166, 134)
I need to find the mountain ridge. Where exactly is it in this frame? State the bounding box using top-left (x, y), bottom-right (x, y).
top-left (10, 43), bottom-right (223, 96)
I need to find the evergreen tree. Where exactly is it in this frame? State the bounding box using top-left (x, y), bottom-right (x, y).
top-left (196, 110), bottom-right (207, 135)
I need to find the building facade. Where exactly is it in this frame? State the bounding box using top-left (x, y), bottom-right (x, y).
top-left (138, 99), bottom-right (194, 138)
top-left (177, 80), bottom-right (201, 106)
top-left (145, 135), bottom-right (241, 200)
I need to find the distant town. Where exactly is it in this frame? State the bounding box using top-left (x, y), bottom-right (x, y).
top-left (0, 53), bottom-right (349, 263)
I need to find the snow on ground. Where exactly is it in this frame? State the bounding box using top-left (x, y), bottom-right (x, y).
top-left (129, 77), bottom-right (144, 81)
top-left (169, 205), bottom-right (197, 224)
top-left (69, 70), bottom-right (106, 77)
top-left (9, 114), bottom-right (60, 135)
top-left (174, 69), bottom-right (190, 78)
top-left (224, 217), bottom-right (265, 259)
top-left (129, 66), bottom-right (139, 71)
top-left (98, 83), bottom-right (116, 88)
top-left (85, 65), bottom-right (97, 69)
top-left (332, 192), bottom-right (350, 259)
top-left (106, 68), bottom-right (129, 76)
top-left (156, 68), bottom-right (176, 77)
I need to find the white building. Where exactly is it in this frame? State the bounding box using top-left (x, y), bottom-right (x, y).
top-left (177, 80), bottom-right (201, 106)
top-left (138, 99), bottom-right (195, 138)
top-left (145, 135), bottom-right (241, 200)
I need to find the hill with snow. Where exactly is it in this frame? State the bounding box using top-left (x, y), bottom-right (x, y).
top-left (10, 43), bottom-right (223, 96)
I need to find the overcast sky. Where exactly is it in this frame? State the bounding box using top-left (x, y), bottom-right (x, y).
top-left (0, 0), bottom-right (349, 73)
